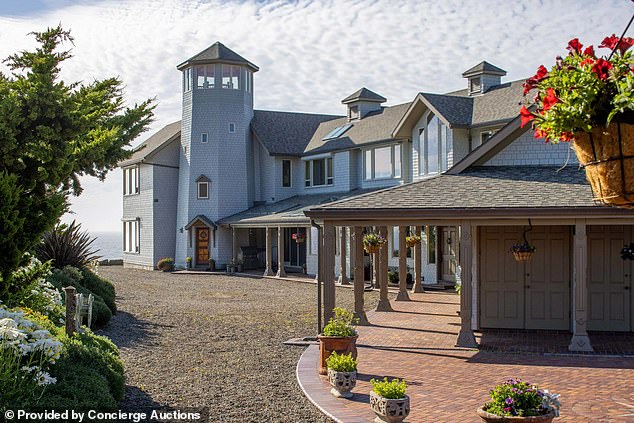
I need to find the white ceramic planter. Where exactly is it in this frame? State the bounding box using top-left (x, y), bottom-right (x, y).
top-left (327, 369), bottom-right (356, 398)
top-left (370, 391), bottom-right (410, 423)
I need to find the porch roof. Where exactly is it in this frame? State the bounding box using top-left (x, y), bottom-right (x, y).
top-left (218, 189), bottom-right (380, 227)
top-left (185, 215), bottom-right (217, 230)
top-left (304, 166), bottom-right (634, 219)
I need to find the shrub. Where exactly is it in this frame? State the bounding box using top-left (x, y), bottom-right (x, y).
top-left (34, 221), bottom-right (101, 270)
top-left (326, 352), bottom-right (357, 372)
top-left (157, 257), bottom-right (175, 271)
top-left (323, 307), bottom-right (357, 337)
top-left (371, 377), bottom-right (407, 399)
top-left (483, 379), bottom-right (560, 417)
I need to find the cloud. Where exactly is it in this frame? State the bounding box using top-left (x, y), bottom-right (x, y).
top-left (0, 0), bottom-right (630, 231)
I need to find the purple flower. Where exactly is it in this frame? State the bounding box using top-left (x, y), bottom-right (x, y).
top-left (505, 397), bottom-right (514, 405)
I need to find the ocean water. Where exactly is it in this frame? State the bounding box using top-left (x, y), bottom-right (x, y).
top-left (91, 232), bottom-right (122, 260)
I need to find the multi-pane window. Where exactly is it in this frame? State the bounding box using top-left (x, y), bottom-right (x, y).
top-left (419, 112), bottom-right (448, 176)
top-left (364, 144), bottom-right (402, 180)
top-left (196, 64), bottom-right (215, 89)
top-left (123, 220), bottom-right (139, 253)
top-left (222, 65), bottom-right (241, 89)
top-left (282, 160), bottom-right (292, 187)
top-left (469, 77), bottom-right (482, 94)
top-left (305, 158), bottom-right (333, 187)
top-left (123, 166), bottom-right (139, 195)
top-left (183, 68), bottom-right (192, 92)
top-left (197, 181), bottom-right (209, 199)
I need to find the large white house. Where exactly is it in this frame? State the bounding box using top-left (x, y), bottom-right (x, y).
top-left (121, 43), bottom-right (634, 343)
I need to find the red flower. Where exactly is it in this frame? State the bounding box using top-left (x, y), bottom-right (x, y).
top-left (559, 131), bottom-right (574, 142)
top-left (567, 38), bottom-right (583, 54)
top-left (542, 88), bottom-right (559, 111)
top-left (522, 78), bottom-right (537, 95)
top-left (600, 34), bottom-right (634, 55)
top-left (583, 46), bottom-right (595, 57)
top-left (533, 65), bottom-right (548, 80)
top-left (580, 57), bottom-right (595, 67)
top-left (591, 58), bottom-right (612, 80)
top-left (520, 106), bottom-right (535, 128)
top-left (534, 128), bottom-right (548, 140)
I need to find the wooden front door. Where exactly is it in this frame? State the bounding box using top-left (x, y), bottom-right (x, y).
top-left (196, 227), bottom-right (210, 266)
top-left (440, 226), bottom-right (456, 282)
top-left (588, 226), bottom-right (632, 331)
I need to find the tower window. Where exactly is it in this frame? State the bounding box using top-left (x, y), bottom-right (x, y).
top-left (222, 65), bottom-right (241, 90)
top-left (196, 64), bottom-right (215, 89)
top-left (349, 106), bottom-right (359, 120)
top-left (201, 133), bottom-right (208, 143)
top-left (469, 77), bottom-right (482, 94)
top-left (229, 123), bottom-right (235, 133)
top-left (183, 68), bottom-right (192, 92)
top-left (197, 181), bottom-right (209, 199)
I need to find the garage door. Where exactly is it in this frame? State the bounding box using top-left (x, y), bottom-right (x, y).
top-left (588, 226), bottom-right (632, 331)
top-left (479, 226), bottom-right (571, 330)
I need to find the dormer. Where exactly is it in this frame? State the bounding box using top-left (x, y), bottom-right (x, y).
top-left (462, 61), bottom-right (506, 95)
top-left (341, 87), bottom-right (386, 121)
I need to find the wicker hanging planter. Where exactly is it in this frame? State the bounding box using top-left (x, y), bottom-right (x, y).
top-left (364, 244), bottom-right (381, 254)
top-left (573, 119), bottom-right (634, 208)
top-left (511, 221), bottom-right (536, 263)
top-left (406, 235), bottom-right (421, 248)
top-left (292, 233), bottom-right (306, 243)
top-left (512, 251), bottom-right (535, 262)
top-left (363, 232), bottom-right (386, 254)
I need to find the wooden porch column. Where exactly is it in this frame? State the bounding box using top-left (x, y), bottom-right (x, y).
top-left (456, 222), bottom-right (478, 348)
top-left (276, 226), bottom-right (286, 278)
top-left (569, 220), bottom-right (593, 352)
top-left (337, 227), bottom-right (350, 285)
top-left (376, 226), bottom-right (393, 312)
top-left (412, 226), bottom-right (424, 293)
top-left (263, 227), bottom-right (274, 276)
top-left (396, 226), bottom-right (410, 301)
top-left (323, 221), bottom-right (336, 323)
top-left (353, 226), bottom-right (369, 325)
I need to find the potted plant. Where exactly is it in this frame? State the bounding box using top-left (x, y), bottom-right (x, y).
top-left (477, 378), bottom-right (560, 422)
top-left (370, 377), bottom-right (410, 423)
top-left (520, 34), bottom-right (634, 207)
top-left (292, 232), bottom-right (306, 243)
top-left (208, 258), bottom-right (216, 271)
top-left (156, 257), bottom-right (175, 272)
top-left (317, 307), bottom-right (358, 375)
top-left (326, 351), bottom-right (357, 398)
top-left (363, 232), bottom-right (387, 254)
top-left (236, 260), bottom-right (243, 273)
top-left (186, 256), bottom-right (192, 270)
top-left (510, 241), bottom-right (536, 262)
top-left (405, 234), bottom-right (421, 248)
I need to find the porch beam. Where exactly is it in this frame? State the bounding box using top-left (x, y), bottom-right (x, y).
top-left (456, 221), bottom-right (478, 348)
top-left (569, 220), bottom-right (593, 352)
top-left (376, 226), bottom-right (393, 312)
top-left (337, 227), bottom-right (350, 285)
top-left (353, 226), bottom-right (369, 325)
top-left (396, 226), bottom-right (410, 301)
top-left (276, 226), bottom-right (286, 278)
top-left (412, 226), bottom-right (424, 293)
top-left (323, 221), bottom-right (336, 323)
top-left (263, 227), bottom-right (274, 276)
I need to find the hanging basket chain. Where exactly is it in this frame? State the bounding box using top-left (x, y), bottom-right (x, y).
top-left (607, 13), bottom-right (634, 61)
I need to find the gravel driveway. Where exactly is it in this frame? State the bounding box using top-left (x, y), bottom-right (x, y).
top-left (98, 267), bottom-right (382, 422)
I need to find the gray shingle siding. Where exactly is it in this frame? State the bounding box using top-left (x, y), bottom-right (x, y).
top-left (484, 130), bottom-right (578, 167)
top-left (123, 163), bottom-right (154, 269)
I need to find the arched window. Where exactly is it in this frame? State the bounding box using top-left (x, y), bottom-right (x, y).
top-left (419, 112), bottom-right (448, 176)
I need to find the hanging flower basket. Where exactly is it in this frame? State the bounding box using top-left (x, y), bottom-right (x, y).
top-left (363, 232), bottom-right (386, 254)
top-left (572, 119), bottom-right (634, 207)
top-left (520, 33), bottom-right (634, 207)
top-left (292, 233), bottom-right (306, 243)
top-left (406, 234), bottom-right (421, 248)
top-left (511, 242), bottom-right (536, 262)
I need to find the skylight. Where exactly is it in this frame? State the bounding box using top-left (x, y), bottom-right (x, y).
top-left (322, 123), bottom-right (352, 141)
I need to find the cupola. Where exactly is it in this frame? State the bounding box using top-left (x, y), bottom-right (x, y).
top-left (462, 61), bottom-right (506, 95)
top-left (341, 87), bottom-right (386, 121)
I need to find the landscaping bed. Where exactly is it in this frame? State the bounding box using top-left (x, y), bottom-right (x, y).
top-left (99, 267), bottom-right (383, 422)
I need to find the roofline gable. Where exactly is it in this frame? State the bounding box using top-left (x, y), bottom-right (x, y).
top-left (392, 93), bottom-right (457, 139)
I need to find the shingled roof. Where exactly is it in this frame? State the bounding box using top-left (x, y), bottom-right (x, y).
top-left (462, 61), bottom-right (507, 77)
top-left (341, 87), bottom-right (387, 104)
top-left (119, 121), bottom-right (181, 167)
top-left (305, 166), bottom-right (633, 218)
top-left (176, 42), bottom-right (259, 71)
top-left (418, 93), bottom-right (473, 127)
top-left (303, 102), bottom-right (411, 155)
top-left (251, 110), bottom-right (341, 156)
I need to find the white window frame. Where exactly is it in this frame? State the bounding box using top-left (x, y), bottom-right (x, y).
top-left (123, 219), bottom-right (140, 254)
top-left (304, 157), bottom-right (333, 187)
top-left (183, 68), bottom-right (193, 92)
top-left (469, 76), bottom-right (482, 94)
top-left (282, 159), bottom-right (292, 188)
top-left (196, 64), bottom-right (215, 89)
top-left (363, 144), bottom-right (402, 181)
top-left (123, 166), bottom-right (139, 196)
top-left (201, 133), bottom-right (208, 144)
top-left (197, 181), bottom-right (209, 199)
top-left (419, 112), bottom-right (448, 177)
top-left (222, 65), bottom-right (241, 90)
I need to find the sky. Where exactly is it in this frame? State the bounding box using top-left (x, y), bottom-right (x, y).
top-left (0, 0), bottom-right (632, 232)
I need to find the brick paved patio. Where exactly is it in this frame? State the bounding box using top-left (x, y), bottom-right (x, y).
top-left (297, 291), bottom-right (634, 422)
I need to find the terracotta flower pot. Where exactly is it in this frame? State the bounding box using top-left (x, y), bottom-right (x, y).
top-left (370, 391), bottom-right (410, 423)
top-left (573, 120), bottom-right (634, 208)
top-left (327, 369), bottom-right (356, 398)
top-left (476, 408), bottom-right (556, 423)
top-left (317, 334), bottom-right (358, 375)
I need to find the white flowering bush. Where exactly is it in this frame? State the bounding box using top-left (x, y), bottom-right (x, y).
top-left (0, 306), bottom-right (62, 410)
